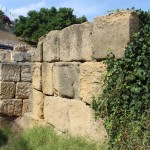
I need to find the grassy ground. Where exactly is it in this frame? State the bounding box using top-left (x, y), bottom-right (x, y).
top-left (0, 126), bottom-right (108, 150)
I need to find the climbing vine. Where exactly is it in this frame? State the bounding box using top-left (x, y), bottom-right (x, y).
top-left (92, 9), bottom-right (150, 149)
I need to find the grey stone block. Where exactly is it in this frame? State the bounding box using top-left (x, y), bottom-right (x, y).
top-left (43, 30), bottom-right (60, 62)
top-left (53, 62), bottom-right (80, 99)
top-left (0, 99), bottom-right (23, 117)
top-left (21, 64), bottom-right (32, 82)
top-left (16, 82), bottom-right (31, 99)
top-left (32, 41), bottom-right (43, 62)
top-left (11, 51), bottom-right (32, 62)
top-left (0, 81), bottom-right (15, 98)
top-left (0, 50), bottom-right (11, 62)
top-left (92, 11), bottom-right (139, 59)
top-left (0, 63), bottom-right (20, 81)
top-left (60, 22), bottom-right (93, 61)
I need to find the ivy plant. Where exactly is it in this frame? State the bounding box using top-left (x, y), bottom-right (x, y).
top-left (92, 9), bottom-right (150, 150)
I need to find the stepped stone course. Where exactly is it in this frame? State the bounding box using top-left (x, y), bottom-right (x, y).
top-left (0, 11), bottom-right (140, 142)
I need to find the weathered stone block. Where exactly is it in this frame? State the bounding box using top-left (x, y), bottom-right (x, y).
top-left (53, 62), bottom-right (80, 99)
top-left (42, 63), bottom-right (53, 95)
top-left (43, 30), bottom-right (60, 62)
top-left (22, 99), bottom-right (29, 114)
top-left (32, 63), bottom-right (42, 90)
top-left (44, 96), bottom-right (107, 141)
top-left (0, 99), bottom-right (22, 117)
top-left (80, 62), bottom-right (107, 104)
top-left (16, 82), bottom-right (31, 99)
top-left (11, 51), bottom-right (32, 62)
top-left (60, 22), bottom-right (93, 61)
top-left (0, 81), bottom-right (15, 98)
top-left (21, 64), bottom-right (32, 82)
top-left (30, 89), bottom-right (44, 119)
top-left (0, 50), bottom-right (11, 62)
top-left (0, 63), bottom-right (20, 81)
top-left (92, 11), bottom-right (139, 59)
top-left (32, 41), bottom-right (43, 62)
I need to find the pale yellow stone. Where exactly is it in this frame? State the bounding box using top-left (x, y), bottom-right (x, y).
top-left (80, 62), bottom-right (107, 104)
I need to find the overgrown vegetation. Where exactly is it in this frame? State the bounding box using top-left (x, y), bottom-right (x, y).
top-left (92, 9), bottom-right (150, 149)
top-left (0, 126), bottom-right (107, 150)
top-left (14, 7), bottom-right (87, 44)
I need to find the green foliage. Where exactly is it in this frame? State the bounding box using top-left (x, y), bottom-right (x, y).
top-left (0, 10), bottom-right (4, 19)
top-left (2, 126), bottom-right (107, 150)
top-left (92, 9), bottom-right (150, 149)
top-left (14, 7), bottom-right (87, 43)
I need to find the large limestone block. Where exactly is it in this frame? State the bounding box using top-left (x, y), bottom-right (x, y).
top-left (32, 41), bottom-right (43, 62)
top-left (21, 64), bottom-right (32, 82)
top-left (30, 89), bottom-right (44, 119)
top-left (13, 112), bottom-right (46, 130)
top-left (0, 81), bottom-right (15, 98)
top-left (44, 97), bottom-right (69, 132)
top-left (16, 82), bottom-right (31, 99)
top-left (53, 62), bottom-right (80, 99)
top-left (42, 63), bottom-right (53, 95)
top-left (0, 50), bottom-right (11, 62)
top-left (60, 22), bottom-right (93, 61)
top-left (44, 96), bottom-right (107, 141)
top-left (80, 62), bottom-right (107, 104)
top-left (0, 63), bottom-right (20, 81)
top-left (32, 63), bottom-right (42, 90)
top-left (11, 51), bottom-right (32, 62)
top-left (93, 11), bottom-right (139, 59)
top-left (43, 31), bottom-right (60, 62)
top-left (0, 99), bottom-right (22, 117)
top-left (22, 99), bottom-right (29, 114)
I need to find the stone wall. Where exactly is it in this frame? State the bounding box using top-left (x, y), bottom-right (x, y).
top-left (15, 11), bottom-right (139, 141)
top-left (0, 45), bottom-right (34, 127)
top-left (0, 11), bottom-right (139, 141)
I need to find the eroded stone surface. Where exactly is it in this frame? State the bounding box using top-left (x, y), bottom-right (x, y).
top-left (16, 82), bottom-right (31, 99)
top-left (0, 63), bottom-right (20, 81)
top-left (43, 31), bottom-right (60, 62)
top-left (53, 62), bottom-right (80, 99)
top-left (60, 22), bottom-right (93, 61)
top-left (21, 64), bottom-right (32, 82)
top-left (0, 99), bottom-right (22, 117)
top-left (80, 62), bottom-right (106, 104)
top-left (32, 41), bottom-right (43, 62)
top-left (30, 89), bottom-right (44, 119)
top-left (22, 99), bottom-right (29, 114)
top-left (0, 50), bottom-right (11, 62)
top-left (0, 81), bottom-right (15, 98)
top-left (11, 51), bottom-right (32, 62)
top-left (42, 63), bottom-right (53, 95)
top-left (32, 63), bottom-right (42, 90)
top-left (92, 11), bottom-right (139, 59)
top-left (44, 96), bottom-right (107, 141)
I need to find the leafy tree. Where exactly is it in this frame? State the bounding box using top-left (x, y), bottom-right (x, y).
top-left (14, 7), bottom-right (87, 43)
top-left (0, 10), bottom-right (4, 19)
